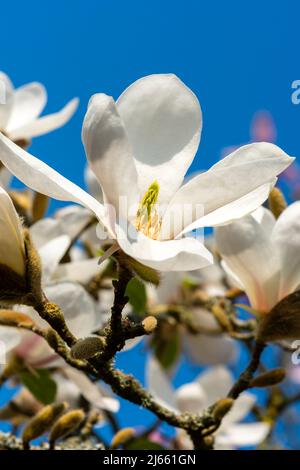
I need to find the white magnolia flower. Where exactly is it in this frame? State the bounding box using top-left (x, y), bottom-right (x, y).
top-left (0, 74), bottom-right (293, 271)
top-left (147, 358), bottom-right (270, 449)
top-left (0, 71), bottom-right (78, 142)
top-left (215, 203), bottom-right (300, 312)
top-left (0, 186), bottom-right (25, 276)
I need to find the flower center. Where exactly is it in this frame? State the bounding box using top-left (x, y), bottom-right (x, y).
top-left (135, 181), bottom-right (161, 239)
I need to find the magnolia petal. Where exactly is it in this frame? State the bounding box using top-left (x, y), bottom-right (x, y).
top-left (6, 82), bottom-right (47, 133)
top-left (0, 167), bottom-right (12, 189)
top-left (0, 72), bottom-right (14, 129)
top-left (117, 74), bottom-right (202, 204)
top-left (184, 334), bottom-right (237, 365)
top-left (53, 258), bottom-right (99, 284)
top-left (161, 142), bottom-right (293, 238)
top-left (0, 326), bottom-right (21, 354)
top-left (215, 215), bottom-right (280, 311)
top-left (197, 366), bottom-right (233, 405)
top-left (0, 133), bottom-right (114, 237)
top-left (251, 206), bottom-right (276, 234)
top-left (85, 166), bottom-right (103, 202)
top-left (39, 235), bottom-right (70, 282)
top-left (55, 205), bottom-right (94, 239)
top-left (116, 222), bottom-right (213, 272)
top-left (45, 282), bottom-right (99, 336)
top-left (217, 422), bottom-right (270, 448)
top-left (0, 186), bottom-right (25, 276)
top-left (146, 356), bottom-right (177, 412)
top-left (82, 94), bottom-right (139, 214)
top-left (272, 201), bottom-right (300, 299)
top-left (30, 218), bottom-right (64, 249)
top-left (175, 382), bottom-right (207, 414)
top-left (9, 98), bottom-right (79, 140)
top-left (64, 367), bottom-right (120, 412)
top-left (221, 260), bottom-right (245, 290)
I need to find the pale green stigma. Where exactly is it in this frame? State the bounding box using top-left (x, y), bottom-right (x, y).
top-left (135, 181), bottom-right (161, 239)
top-left (140, 181), bottom-right (160, 217)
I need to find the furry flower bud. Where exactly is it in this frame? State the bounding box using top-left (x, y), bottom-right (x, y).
top-left (49, 409), bottom-right (85, 447)
top-left (22, 402), bottom-right (68, 449)
top-left (111, 427), bottom-right (136, 449)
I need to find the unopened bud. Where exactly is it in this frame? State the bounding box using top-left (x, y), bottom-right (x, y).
top-left (49, 409), bottom-right (85, 447)
top-left (111, 427), bottom-right (136, 449)
top-left (32, 192), bottom-right (49, 222)
top-left (71, 336), bottom-right (106, 360)
top-left (23, 229), bottom-right (43, 303)
top-left (268, 187), bottom-right (287, 219)
top-left (213, 398), bottom-right (234, 421)
top-left (225, 288), bottom-right (244, 300)
top-left (250, 368), bottom-right (286, 388)
top-left (211, 304), bottom-right (232, 332)
top-left (142, 316), bottom-right (157, 334)
top-left (22, 402), bottom-right (68, 448)
top-left (0, 310), bottom-right (36, 328)
top-left (257, 291), bottom-right (300, 342)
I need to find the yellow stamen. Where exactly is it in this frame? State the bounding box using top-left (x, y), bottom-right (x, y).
top-left (135, 181), bottom-right (161, 239)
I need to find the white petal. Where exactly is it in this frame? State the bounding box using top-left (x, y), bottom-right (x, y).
top-left (0, 167), bottom-right (12, 189)
top-left (221, 392), bottom-right (256, 428)
top-left (215, 215), bottom-right (280, 311)
top-left (161, 142), bottom-right (293, 238)
top-left (122, 336), bottom-right (143, 351)
top-left (0, 72), bottom-right (14, 129)
top-left (53, 258), bottom-right (99, 284)
top-left (64, 367), bottom-right (120, 412)
top-left (9, 98), bottom-right (79, 140)
top-left (30, 218), bottom-right (64, 249)
top-left (82, 94), bottom-right (139, 214)
top-left (221, 260), bottom-right (245, 290)
top-left (175, 382), bottom-right (207, 414)
top-left (146, 355), bottom-right (177, 412)
top-left (0, 326), bottom-right (21, 354)
top-left (39, 235), bottom-right (70, 282)
top-left (218, 422), bottom-right (270, 447)
top-left (0, 186), bottom-right (25, 275)
top-left (117, 74), bottom-right (202, 204)
top-left (184, 334), bottom-right (237, 365)
top-left (55, 205), bottom-right (94, 239)
top-left (116, 221), bottom-right (213, 272)
top-left (0, 133), bottom-right (114, 237)
top-left (272, 201), bottom-right (300, 299)
top-left (197, 366), bottom-right (233, 404)
top-left (6, 82), bottom-right (47, 133)
top-left (44, 282), bottom-right (99, 336)
top-left (251, 206), bottom-right (276, 233)
top-left (84, 166), bottom-right (103, 202)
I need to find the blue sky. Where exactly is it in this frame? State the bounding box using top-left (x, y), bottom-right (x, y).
top-left (0, 0), bottom-right (299, 441)
top-left (1, 0), bottom-right (299, 188)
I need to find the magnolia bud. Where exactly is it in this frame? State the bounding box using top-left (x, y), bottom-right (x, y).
top-left (70, 336), bottom-right (106, 359)
top-left (211, 304), bottom-right (232, 332)
top-left (0, 188), bottom-right (43, 306)
top-left (142, 316), bottom-right (157, 334)
top-left (212, 398), bottom-right (234, 421)
top-left (111, 427), bottom-right (136, 449)
top-left (250, 368), bottom-right (286, 388)
top-left (268, 187), bottom-right (287, 219)
top-left (32, 192), bottom-right (49, 222)
top-left (22, 402), bottom-right (68, 449)
top-left (0, 310), bottom-right (36, 328)
top-left (49, 409), bottom-right (85, 448)
top-left (257, 291), bottom-right (300, 342)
